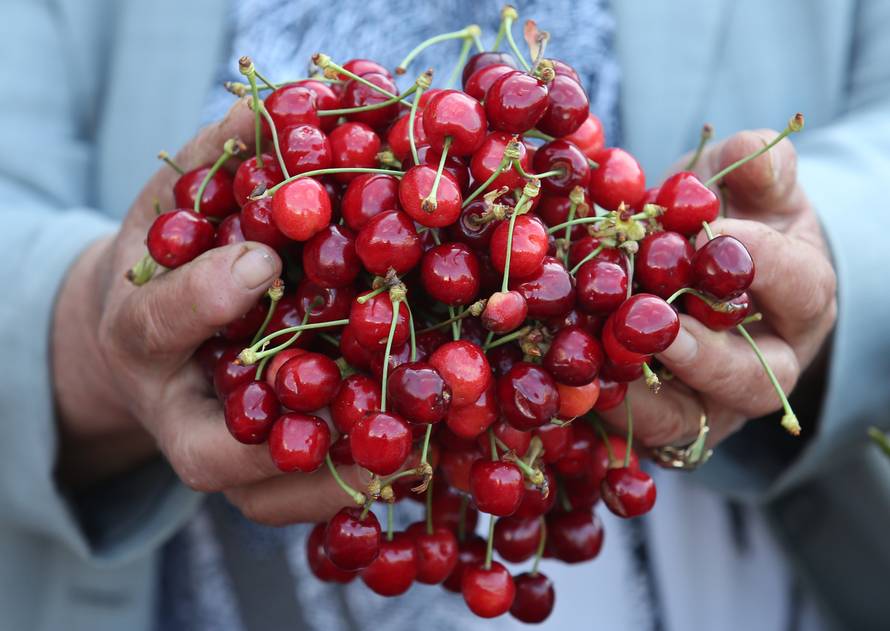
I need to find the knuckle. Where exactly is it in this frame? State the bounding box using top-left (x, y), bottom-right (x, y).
top-left (639, 409), bottom-right (687, 448)
top-left (165, 432), bottom-right (218, 493)
top-left (229, 491), bottom-right (288, 528)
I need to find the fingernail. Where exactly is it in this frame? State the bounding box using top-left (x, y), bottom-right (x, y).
top-left (659, 326), bottom-right (698, 365)
top-left (232, 246), bottom-right (276, 289)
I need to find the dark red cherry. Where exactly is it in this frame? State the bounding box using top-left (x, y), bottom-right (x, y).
top-left (240, 198), bottom-right (289, 249)
top-left (599, 358), bottom-right (644, 383)
top-left (408, 145), bottom-right (470, 192)
top-left (691, 234), bottom-right (755, 299)
top-left (173, 167), bottom-right (237, 219)
top-left (341, 58), bottom-right (393, 80)
top-left (513, 466), bottom-right (558, 518)
top-left (422, 89), bottom-right (487, 156)
top-left (479, 418), bottom-right (532, 458)
top-left (511, 572), bottom-right (555, 623)
top-left (398, 165), bottom-right (462, 228)
top-left (268, 412), bottom-right (331, 472)
top-left (462, 561), bottom-right (516, 618)
top-left (295, 80), bottom-right (340, 131)
top-left (429, 341), bottom-right (492, 407)
top-left (406, 522), bottom-right (459, 584)
top-left (386, 111), bottom-right (428, 162)
top-left (587, 147), bottom-right (646, 211)
top-left (464, 64), bottom-right (517, 102)
top-left (462, 51), bottom-right (518, 85)
top-left (537, 74), bottom-right (589, 137)
top-left (274, 352), bottom-right (341, 412)
top-left (656, 171), bottom-right (719, 235)
top-left (636, 231), bottom-right (694, 299)
top-left (348, 291), bottom-right (410, 350)
top-left (213, 346), bottom-right (256, 399)
top-left (548, 509), bottom-right (604, 563)
top-left (196, 337), bottom-right (228, 381)
top-left (575, 259), bottom-right (628, 315)
top-left (330, 373), bottom-right (381, 434)
top-left (233, 154), bottom-right (283, 207)
top-left (329, 433), bottom-right (354, 466)
top-left (339, 324), bottom-right (374, 371)
top-left (147, 209), bottom-right (215, 268)
top-left (470, 460), bottom-right (524, 516)
top-left (497, 362), bottom-right (560, 431)
top-left (612, 293), bottom-right (680, 354)
top-left (295, 278), bottom-right (354, 324)
top-left (440, 445), bottom-right (482, 493)
top-left (350, 411), bottom-right (412, 475)
top-left (280, 124), bottom-right (331, 176)
top-left (368, 340), bottom-right (411, 381)
top-left (534, 139), bottom-right (590, 194)
top-left (590, 434), bottom-right (640, 487)
top-left (215, 213), bottom-right (246, 247)
top-left (447, 199), bottom-right (501, 251)
top-left (593, 378), bottom-right (627, 411)
top-left (341, 71), bottom-right (400, 128)
top-left (568, 235), bottom-right (624, 270)
top-left (535, 423), bottom-right (574, 464)
top-left (446, 383), bottom-right (499, 439)
top-left (263, 85), bottom-right (320, 135)
top-left (360, 532), bottom-right (418, 596)
top-left (510, 255), bottom-right (576, 318)
top-left (324, 507), bottom-right (382, 571)
top-left (387, 362), bottom-right (451, 424)
top-left (271, 177), bottom-right (331, 241)
top-left (601, 314), bottom-right (651, 365)
top-left (355, 210), bottom-right (423, 275)
top-left (443, 535), bottom-right (486, 592)
top-left (328, 122), bottom-right (381, 183)
top-left (543, 325), bottom-right (604, 386)
top-left (562, 472), bottom-right (601, 510)
top-left (307, 522), bottom-right (356, 583)
top-left (554, 422), bottom-right (596, 478)
top-left (224, 381), bottom-right (279, 444)
top-left (481, 290), bottom-right (527, 334)
top-left (601, 467), bottom-right (657, 518)
top-left (683, 291), bottom-right (751, 330)
top-left (537, 195), bottom-right (587, 239)
top-left (490, 214), bottom-right (549, 279)
top-left (470, 131), bottom-right (529, 192)
top-left (486, 71), bottom-right (550, 133)
top-left (420, 242), bottom-right (480, 305)
top-left (221, 299), bottom-right (268, 341)
top-left (415, 328), bottom-right (449, 361)
top-left (564, 113), bottom-right (606, 160)
top-left (341, 173), bottom-right (400, 231)
top-left (302, 224), bottom-right (360, 288)
top-left (494, 516), bottom-right (542, 563)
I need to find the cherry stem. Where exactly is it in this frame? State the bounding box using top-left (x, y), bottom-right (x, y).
top-left (379, 298), bottom-right (402, 412)
top-left (313, 54), bottom-right (412, 106)
top-left (422, 137), bottom-right (452, 212)
top-left (522, 128), bottom-right (554, 142)
top-left (531, 517), bottom-right (547, 576)
top-left (624, 250), bottom-right (635, 300)
top-left (545, 214), bottom-right (617, 235)
top-left (684, 123), bottom-right (714, 171)
top-left (251, 305), bottom-right (310, 368)
top-left (253, 69), bottom-right (277, 90)
top-left (593, 419), bottom-right (617, 464)
top-left (622, 397), bottom-right (634, 467)
top-left (418, 304), bottom-right (479, 334)
top-left (127, 253), bottom-right (158, 286)
top-left (868, 427), bottom-right (890, 458)
top-left (462, 155), bottom-right (511, 208)
top-left (457, 495), bottom-right (469, 542)
top-left (396, 25), bottom-right (481, 75)
top-left (356, 284), bottom-right (388, 304)
top-left (250, 280), bottom-right (285, 346)
top-left (501, 11), bottom-right (531, 71)
top-left (500, 191), bottom-right (531, 292)
top-left (568, 244), bottom-right (605, 275)
top-left (325, 454), bottom-right (366, 505)
top-left (488, 429), bottom-right (499, 462)
top-left (483, 325), bottom-right (532, 351)
top-left (736, 324), bottom-right (800, 436)
top-left (557, 480), bottom-right (573, 512)
top-left (240, 318), bottom-right (350, 364)
top-left (317, 83), bottom-right (418, 117)
top-left (520, 166), bottom-right (565, 180)
top-left (742, 312), bottom-right (763, 325)
top-left (194, 139), bottom-right (242, 214)
top-left (262, 168), bottom-right (404, 198)
top-left (448, 305), bottom-right (461, 341)
top-left (425, 476), bottom-right (435, 535)
top-left (420, 423), bottom-right (434, 468)
top-left (484, 513), bottom-right (497, 570)
top-left (254, 101), bottom-right (291, 179)
top-left (386, 501), bottom-right (395, 542)
top-left (562, 200), bottom-right (578, 267)
top-left (157, 151), bottom-right (184, 175)
top-left (447, 38), bottom-right (474, 89)
top-left (406, 301), bottom-right (417, 362)
top-left (665, 286), bottom-right (747, 315)
top-left (704, 114), bottom-right (804, 187)
top-left (239, 57), bottom-right (264, 166)
top-left (408, 79), bottom-right (425, 166)
top-left (702, 221), bottom-right (716, 240)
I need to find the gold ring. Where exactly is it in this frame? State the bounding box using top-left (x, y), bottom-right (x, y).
top-left (651, 408), bottom-right (713, 470)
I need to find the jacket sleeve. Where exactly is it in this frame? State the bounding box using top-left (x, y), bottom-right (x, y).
top-left (0, 0), bottom-right (200, 566)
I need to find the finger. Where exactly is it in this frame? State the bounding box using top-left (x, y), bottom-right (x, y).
top-left (697, 218), bottom-right (837, 360)
top-left (111, 242), bottom-right (280, 363)
top-left (656, 315), bottom-right (801, 418)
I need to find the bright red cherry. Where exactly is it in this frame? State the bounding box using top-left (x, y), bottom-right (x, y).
top-left (340, 173), bottom-right (400, 231)
top-left (486, 71), bottom-right (550, 133)
top-left (479, 419), bottom-right (532, 458)
top-left (328, 122), bottom-right (381, 183)
top-left (341, 71), bottom-right (400, 128)
top-left (339, 324), bottom-right (374, 371)
top-left (510, 256), bottom-right (576, 318)
top-left (548, 58), bottom-right (581, 82)
top-left (213, 346), bottom-right (256, 399)
top-left (490, 214), bottom-right (549, 279)
top-left (387, 362), bottom-right (451, 424)
top-left (601, 314), bottom-right (651, 365)
top-left (215, 213), bottom-right (246, 247)
top-left (274, 352), bottom-right (341, 412)
top-left (350, 411), bottom-right (412, 475)
top-left (422, 89), bottom-right (487, 156)
top-left (330, 373), bottom-right (382, 434)
top-left (683, 291), bottom-right (751, 330)
top-left (240, 198), bottom-right (289, 249)
top-left (360, 532), bottom-right (418, 596)
top-left (408, 145), bottom-right (470, 192)
top-left (355, 210), bottom-right (423, 275)
top-left (612, 293), bottom-right (680, 354)
top-left (440, 445), bottom-right (482, 493)
top-left (462, 51), bottom-right (518, 85)
top-left (636, 231), bottom-right (694, 299)
top-left (233, 154), bottom-right (283, 207)
top-left (324, 507), bottom-right (382, 571)
top-left (547, 509), bottom-right (604, 563)
top-left (593, 378), bottom-right (627, 411)
top-left (341, 58), bottom-right (393, 80)
top-left (555, 380), bottom-right (599, 423)
top-left (447, 199), bottom-right (501, 251)
top-left (575, 259), bottom-right (628, 315)
top-left (280, 124), bottom-right (332, 175)
top-left (564, 113), bottom-right (606, 160)
top-left (446, 384), bottom-right (499, 439)
top-left (568, 235), bottom-right (624, 270)
top-left (587, 147), bottom-right (646, 211)
top-left (306, 522), bottom-right (356, 583)
top-left (173, 167), bottom-right (237, 219)
top-left (429, 340), bottom-right (492, 407)
top-left (537, 74), bottom-right (589, 137)
top-left (348, 291), bottom-right (410, 350)
top-left (294, 279), bottom-right (354, 324)
top-left (302, 224), bottom-right (360, 288)
top-left (554, 422), bottom-right (596, 478)
top-left (443, 535), bottom-right (486, 592)
top-left (511, 572), bottom-right (555, 623)
top-left (494, 516), bottom-right (542, 563)
top-left (513, 466), bottom-right (558, 518)
top-left (398, 165), bottom-right (462, 227)
top-left (368, 341), bottom-right (412, 381)
top-left (294, 80), bottom-right (340, 131)
top-left (406, 522), bottom-right (459, 584)
top-left (224, 381), bottom-right (279, 444)
top-left (263, 85), bottom-right (320, 134)
top-left (271, 178), bottom-right (331, 241)
top-left (420, 242), bottom-right (480, 305)
top-left (497, 362), bottom-right (560, 431)
top-left (147, 209), bottom-right (215, 268)
top-left (535, 423), bottom-right (574, 464)
top-left (481, 290), bottom-right (528, 333)
top-left (543, 325), bottom-right (604, 386)
top-left (268, 412), bottom-right (331, 473)
top-left (691, 235), bottom-right (755, 299)
top-left (464, 64), bottom-right (517, 101)
top-left (386, 112), bottom-right (428, 162)
top-left (533, 139), bottom-right (590, 194)
top-left (462, 561), bottom-right (516, 618)
top-left (600, 358), bottom-right (644, 383)
top-left (601, 467), bottom-right (657, 518)
top-left (470, 131), bottom-right (529, 192)
top-left (536, 195), bottom-right (587, 239)
top-left (656, 171), bottom-right (719, 235)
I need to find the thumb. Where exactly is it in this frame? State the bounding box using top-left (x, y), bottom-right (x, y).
top-left (116, 242), bottom-right (281, 361)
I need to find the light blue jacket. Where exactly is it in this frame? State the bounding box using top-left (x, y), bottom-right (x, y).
top-left (1, 1), bottom-right (889, 629)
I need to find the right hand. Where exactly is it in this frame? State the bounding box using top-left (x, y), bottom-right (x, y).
top-left (52, 99), bottom-right (365, 525)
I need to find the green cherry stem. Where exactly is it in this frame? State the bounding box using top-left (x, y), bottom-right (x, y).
top-left (868, 427), bottom-right (890, 458)
top-left (250, 279), bottom-right (285, 346)
top-left (590, 416), bottom-right (617, 462)
top-left (313, 54), bottom-right (413, 106)
top-left (238, 318), bottom-right (350, 364)
top-left (251, 304), bottom-right (311, 374)
top-left (562, 200), bottom-right (578, 267)
top-left (261, 168), bottom-right (404, 198)
top-left (530, 517), bottom-right (547, 576)
top-left (317, 82), bottom-right (419, 117)
top-left (194, 138), bottom-right (244, 214)
top-left (408, 71), bottom-right (433, 166)
top-left (622, 397), bottom-right (634, 467)
top-left (396, 25), bottom-right (482, 75)
top-left (522, 128), bottom-right (554, 142)
top-left (448, 305), bottom-right (460, 341)
top-left (684, 123), bottom-right (713, 171)
top-left (500, 6), bottom-right (531, 71)
top-left (736, 324), bottom-right (801, 436)
top-left (624, 250), bottom-right (635, 300)
top-left (379, 299), bottom-right (403, 412)
top-left (255, 101), bottom-right (291, 179)
top-left (484, 513), bottom-right (497, 570)
top-left (239, 57), bottom-right (264, 166)
top-left (386, 501), bottom-right (395, 542)
top-left (488, 429), bottom-right (500, 461)
top-left (422, 136), bottom-right (453, 212)
top-left (418, 302), bottom-right (485, 335)
top-left (702, 220), bottom-right (716, 240)
top-left (545, 214), bottom-right (618, 235)
top-left (447, 37), bottom-right (474, 89)
top-left (253, 69), bottom-right (277, 90)
top-left (568, 244), bottom-right (605, 275)
top-left (405, 301), bottom-right (418, 362)
top-left (420, 423), bottom-right (434, 468)
top-left (126, 253), bottom-right (158, 286)
top-left (483, 325), bottom-right (532, 351)
top-left (425, 476), bottom-right (435, 535)
top-left (325, 454), bottom-right (366, 505)
top-left (157, 150), bottom-right (184, 175)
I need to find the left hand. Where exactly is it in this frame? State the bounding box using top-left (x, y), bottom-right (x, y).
top-left (599, 129), bottom-right (837, 449)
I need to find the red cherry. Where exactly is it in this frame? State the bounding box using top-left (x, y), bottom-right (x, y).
top-left (271, 178), bottom-right (331, 241)
top-left (575, 259), bottom-right (628, 315)
top-left (549, 58), bottom-right (581, 82)
top-left (387, 362), bottom-right (451, 424)
top-left (215, 213), bottom-right (246, 247)
top-left (485, 71), bottom-right (550, 133)
top-left (470, 131), bottom-right (529, 192)
top-left (490, 214), bottom-right (549, 279)
top-left (421, 89), bottom-right (487, 156)
top-left (408, 145), bottom-right (470, 192)
top-left (510, 572), bottom-right (555, 623)
top-left (420, 242), bottom-right (480, 305)
top-left (306, 522), bottom-right (356, 583)
top-left (147, 209), bottom-right (215, 268)
top-left (447, 200), bottom-right (501, 251)
top-left (325, 507), bottom-right (381, 571)
top-left (443, 535), bottom-right (486, 592)
top-left (497, 362), bottom-right (560, 431)
top-left (587, 147), bottom-right (646, 211)
top-left (339, 325), bottom-right (373, 371)
top-left (233, 154), bottom-right (283, 207)
top-left (328, 122), bottom-right (381, 183)
top-left (294, 80), bottom-right (340, 131)
top-left (429, 340), bottom-right (492, 407)
top-left (340, 173), bottom-right (400, 231)
top-left (543, 325), bottom-right (604, 386)
top-left (547, 509), bottom-right (604, 563)
top-left (446, 384), bottom-right (499, 439)
top-left (263, 349), bottom-right (307, 389)
top-left (656, 171), bottom-right (720, 235)
top-left (537, 195), bottom-right (587, 239)
top-left (464, 63), bottom-right (517, 101)
top-left (221, 299), bottom-right (268, 341)
top-left (537, 74), bottom-right (589, 137)
top-left (534, 139), bottom-right (590, 194)
top-left (602, 314), bottom-right (651, 365)
top-left (439, 445), bottom-right (482, 493)
top-left (398, 165), bottom-right (462, 227)
top-left (600, 358), bottom-right (644, 383)
top-left (636, 231), bottom-right (694, 299)
top-left (386, 112), bottom-right (428, 162)
top-left (329, 433), bottom-right (355, 466)
top-left (240, 198), bottom-right (289, 249)
top-left (348, 291), bottom-right (410, 350)
top-left (302, 224), bottom-right (360, 288)
top-left (274, 352), bottom-right (341, 412)
top-left (535, 423), bottom-right (574, 464)
top-left (513, 466), bottom-right (558, 518)
top-left (340, 58), bottom-right (393, 80)
top-left (590, 434), bottom-right (639, 486)
top-left (224, 381), bottom-right (279, 444)
top-left (280, 124), bottom-right (332, 176)
top-left (691, 235), bottom-right (755, 299)
top-left (406, 522), bottom-right (459, 584)
top-left (462, 51), bottom-right (518, 85)
top-left (481, 290), bottom-right (528, 334)
top-left (360, 532), bottom-right (418, 596)
top-left (330, 373), bottom-right (381, 434)
top-left (683, 291), bottom-right (751, 330)
top-left (294, 279), bottom-right (354, 324)
top-left (562, 473), bottom-right (601, 510)
top-left (341, 71), bottom-right (400, 128)
top-left (568, 235), bottom-right (624, 270)
top-left (368, 341), bottom-right (412, 381)
top-left (268, 412), bottom-right (330, 472)
top-left (593, 378), bottom-right (627, 411)
top-left (462, 561), bottom-right (516, 618)
top-left (479, 418), bottom-right (532, 457)
top-left (494, 516), bottom-right (542, 563)
top-left (213, 346), bottom-right (256, 399)
top-left (601, 467), bottom-right (657, 518)
top-left (263, 85), bottom-right (320, 134)
top-left (173, 167), bottom-right (237, 219)
top-left (196, 337), bottom-right (228, 381)
top-left (564, 113), bottom-right (606, 160)
top-left (509, 255), bottom-right (576, 318)
top-left (355, 210), bottom-right (423, 275)
top-left (554, 422), bottom-right (596, 478)
top-left (350, 411), bottom-right (412, 475)
top-left (612, 293), bottom-right (680, 354)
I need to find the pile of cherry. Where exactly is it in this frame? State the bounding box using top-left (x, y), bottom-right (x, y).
top-left (134, 7), bottom-right (801, 623)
